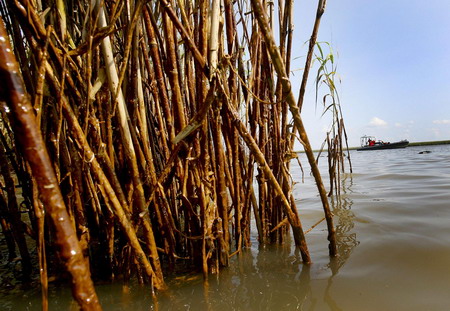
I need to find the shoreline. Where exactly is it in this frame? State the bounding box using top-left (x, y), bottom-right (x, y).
top-left (347, 140), bottom-right (450, 151)
top-left (407, 140), bottom-right (450, 147)
top-left (297, 140), bottom-right (450, 153)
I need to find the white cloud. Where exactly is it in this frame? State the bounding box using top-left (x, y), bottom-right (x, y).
top-left (432, 120), bottom-right (450, 124)
top-left (369, 117), bottom-right (388, 127)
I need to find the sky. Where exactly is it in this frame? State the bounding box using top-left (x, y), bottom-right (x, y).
top-left (288, 0), bottom-right (450, 149)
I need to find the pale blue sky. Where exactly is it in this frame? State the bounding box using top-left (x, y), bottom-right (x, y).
top-left (289, 1), bottom-right (450, 148)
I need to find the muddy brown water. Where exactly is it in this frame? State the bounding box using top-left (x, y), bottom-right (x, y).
top-left (1, 145), bottom-right (450, 310)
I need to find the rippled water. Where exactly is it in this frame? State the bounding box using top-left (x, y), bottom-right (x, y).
top-left (2, 145), bottom-right (450, 310)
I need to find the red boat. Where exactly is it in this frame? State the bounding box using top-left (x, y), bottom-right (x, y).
top-left (357, 136), bottom-right (409, 151)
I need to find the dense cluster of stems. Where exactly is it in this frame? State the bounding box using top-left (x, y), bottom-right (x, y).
top-left (0, 0), bottom-right (347, 309)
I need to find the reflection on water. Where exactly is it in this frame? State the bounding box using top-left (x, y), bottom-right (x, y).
top-left (325, 174), bottom-right (359, 311)
top-left (330, 173), bottom-right (359, 272)
top-left (2, 145), bottom-right (450, 310)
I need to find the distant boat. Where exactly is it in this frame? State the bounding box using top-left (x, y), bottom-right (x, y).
top-left (357, 136), bottom-right (409, 151)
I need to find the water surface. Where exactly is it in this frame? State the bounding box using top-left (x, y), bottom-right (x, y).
top-left (2, 145), bottom-right (450, 310)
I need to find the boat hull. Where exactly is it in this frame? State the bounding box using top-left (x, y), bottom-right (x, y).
top-left (357, 140), bottom-right (409, 151)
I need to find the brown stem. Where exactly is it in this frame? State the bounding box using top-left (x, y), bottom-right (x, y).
top-left (0, 143), bottom-right (32, 279)
top-left (41, 57), bottom-right (165, 289)
top-left (297, 0), bottom-right (327, 112)
top-left (220, 80), bottom-right (311, 263)
top-left (250, 0), bottom-right (337, 257)
top-left (0, 17), bottom-right (102, 310)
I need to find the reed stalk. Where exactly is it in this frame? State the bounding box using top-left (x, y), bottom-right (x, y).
top-left (250, 0), bottom-right (337, 257)
top-left (0, 0), bottom-right (350, 303)
top-left (0, 17), bottom-right (101, 310)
